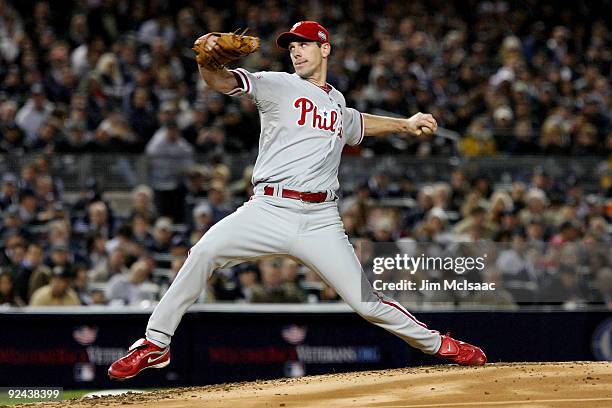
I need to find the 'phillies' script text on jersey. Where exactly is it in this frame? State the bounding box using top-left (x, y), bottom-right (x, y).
top-left (294, 97), bottom-right (339, 134)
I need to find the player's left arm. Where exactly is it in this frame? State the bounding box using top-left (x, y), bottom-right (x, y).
top-left (362, 112), bottom-right (437, 137)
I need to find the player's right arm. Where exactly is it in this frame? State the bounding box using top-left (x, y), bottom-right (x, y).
top-left (197, 65), bottom-right (239, 94)
top-left (195, 34), bottom-right (239, 94)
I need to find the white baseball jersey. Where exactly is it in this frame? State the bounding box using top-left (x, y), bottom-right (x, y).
top-left (227, 68), bottom-right (364, 192)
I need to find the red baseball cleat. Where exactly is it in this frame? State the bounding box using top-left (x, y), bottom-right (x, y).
top-left (108, 338), bottom-right (170, 380)
top-left (435, 333), bottom-right (486, 366)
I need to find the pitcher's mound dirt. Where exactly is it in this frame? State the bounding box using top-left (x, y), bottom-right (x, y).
top-left (24, 362), bottom-right (612, 408)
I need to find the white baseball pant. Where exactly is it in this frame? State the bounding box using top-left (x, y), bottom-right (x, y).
top-left (146, 190), bottom-right (442, 354)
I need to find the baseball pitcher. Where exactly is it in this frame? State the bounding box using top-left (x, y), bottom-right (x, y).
top-left (109, 21), bottom-right (486, 380)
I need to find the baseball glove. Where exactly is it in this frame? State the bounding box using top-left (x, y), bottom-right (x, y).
top-left (192, 29), bottom-right (260, 70)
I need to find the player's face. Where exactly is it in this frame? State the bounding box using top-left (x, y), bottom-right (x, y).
top-left (288, 41), bottom-right (327, 78)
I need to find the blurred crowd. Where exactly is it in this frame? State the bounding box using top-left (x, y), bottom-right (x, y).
top-left (0, 0), bottom-right (611, 310)
top-left (0, 155), bottom-right (610, 310)
top-left (348, 167), bottom-right (611, 310)
top-left (0, 0), bottom-right (610, 157)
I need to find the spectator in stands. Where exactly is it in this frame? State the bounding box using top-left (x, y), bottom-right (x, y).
top-left (572, 122), bottom-right (600, 156)
top-left (369, 214), bottom-right (398, 243)
top-left (587, 217), bottom-right (609, 243)
top-left (487, 191), bottom-right (514, 226)
top-left (45, 220), bottom-right (78, 256)
top-left (472, 175), bottom-right (493, 199)
top-left (449, 169), bottom-right (469, 211)
top-left (15, 83), bottom-right (53, 143)
top-left (195, 123), bottom-right (227, 155)
top-left (431, 183), bottom-right (452, 212)
top-left (72, 264), bottom-right (91, 305)
top-left (73, 201), bottom-right (114, 241)
top-left (147, 217), bottom-right (175, 263)
top-left (45, 46), bottom-right (77, 105)
top-left (70, 178), bottom-right (104, 218)
top-left (105, 259), bottom-right (155, 305)
top-left (460, 117), bottom-right (497, 156)
top-left (13, 243), bottom-right (50, 304)
top-left (29, 266), bottom-right (80, 306)
top-left (550, 220), bottom-right (581, 246)
top-left (44, 242), bottom-right (76, 273)
top-left (32, 156), bottom-right (63, 198)
top-left (182, 101), bottom-right (209, 145)
top-left (0, 206), bottom-right (29, 242)
top-left (525, 217), bottom-right (548, 252)
top-left (210, 164), bottom-right (231, 186)
top-left (207, 181), bottom-right (232, 225)
top-left (178, 165), bottom-right (208, 223)
top-left (145, 118), bottom-right (194, 220)
top-left (131, 213), bottom-right (154, 248)
top-left (508, 119), bottom-right (540, 155)
top-left (0, 101), bottom-right (19, 128)
top-left (27, 120), bottom-right (64, 153)
top-left (17, 189), bottom-right (39, 226)
top-left (0, 271), bottom-right (25, 306)
top-left (280, 259), bottom-right (301, 286)
top-left (127, 87), bottom-right (158, 147)
top-left (127, 184), bottom-right (158, 223)
top-left (86, 234), bottom-right (108, 271)
top-left (17, 162), bottom-right (37, 193)
top-left (0, 233), bottom-right (26, 272)
top-left (519, 189), bottom-right (553, 226)
top-left (93, 53), bottom-right (124, 110)
top-left (491, 106), bottom-right (515, 152)
top-left (415, 207), bottom-right (452, 244)
top-left (56, 121), bottom-right (90, 153)
top-left (191, 202), bottom-right (212, 235)
top-left (251, 258), bottom-right (305, 303)
top-left (402, 185), bottom-right (434, 230)
top-left (319, 284), bottom-right (341, 302)
top-left (0, 173), bottom-right (19, 211)
top-left (233, 263), bottom-right (260, 302)
top-left (368, 173), bottom-right (393, 199)
top-left (87, 111), bottom-right (138, 152)
top-left (454, 206), bottom-right (497, 240)
top-left (0, 123), bottom-right (25, 154)
top-left (90, 246), bottom-right (129, 283)
top-left (104, 224), bottom-right (132, 254)
top-left (539, 118), bottom-right (570, 155)
top-left (34, 175), bottom-right (57, 207)
top-left (500, 208), bottom-right (521, 233)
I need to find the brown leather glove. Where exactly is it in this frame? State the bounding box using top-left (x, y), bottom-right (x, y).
top-left (192, 29), bottom-right (260, 70)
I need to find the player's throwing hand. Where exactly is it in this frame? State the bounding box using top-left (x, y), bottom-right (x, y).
top-left (406, 112), bottom-right (438, 136)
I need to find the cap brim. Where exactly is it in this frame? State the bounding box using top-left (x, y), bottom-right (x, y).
top-left (276, 32), bottom-right (316, 49)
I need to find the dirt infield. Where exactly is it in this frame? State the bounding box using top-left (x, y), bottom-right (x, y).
top-left (19, 362), bottom-right (612, 408)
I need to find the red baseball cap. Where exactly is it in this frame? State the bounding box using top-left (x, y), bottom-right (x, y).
top-left (276, 21), bottom-right (330, 49)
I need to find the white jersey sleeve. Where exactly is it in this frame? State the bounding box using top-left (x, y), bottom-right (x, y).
top-left (343, 107), bottom-right (364, 146)
top-left (226, 68), bottom-right (278, 106)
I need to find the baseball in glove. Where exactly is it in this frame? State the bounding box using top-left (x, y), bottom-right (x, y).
top-left (192, 29), bottom-right (260, 70)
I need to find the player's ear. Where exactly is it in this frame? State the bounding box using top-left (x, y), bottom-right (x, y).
top-left (321, 43), bottom-right (331, 58)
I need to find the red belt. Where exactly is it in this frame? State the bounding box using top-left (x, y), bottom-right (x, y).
top-left (263, 185), bottom-right (328, 203)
